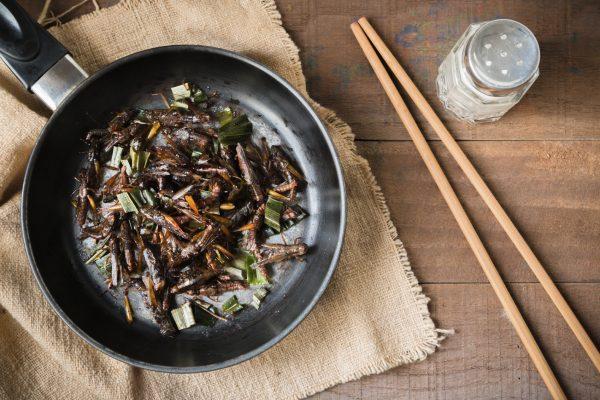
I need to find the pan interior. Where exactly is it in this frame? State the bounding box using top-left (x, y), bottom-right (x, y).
top-left (23, 47), bottom-right (343, 371)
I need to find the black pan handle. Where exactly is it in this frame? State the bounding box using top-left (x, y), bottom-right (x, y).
top-left (0, 0), bottom-right (68, 90)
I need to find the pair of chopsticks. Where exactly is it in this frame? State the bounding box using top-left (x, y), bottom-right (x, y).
top-left (351, 17), bottom-right (600, 400)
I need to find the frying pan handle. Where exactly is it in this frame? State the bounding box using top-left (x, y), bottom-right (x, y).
top-left (0, 0), bottom-right (87, 110)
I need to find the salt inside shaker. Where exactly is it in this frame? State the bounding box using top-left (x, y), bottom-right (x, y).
top-left (436, 19), bottom-right (540, 123)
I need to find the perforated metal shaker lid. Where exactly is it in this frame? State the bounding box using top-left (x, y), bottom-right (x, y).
top-left (467, 19), bottom-right (540, 90)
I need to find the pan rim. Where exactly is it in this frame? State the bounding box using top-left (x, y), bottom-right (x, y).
top-left (21, 44), bottom-right (347, 373)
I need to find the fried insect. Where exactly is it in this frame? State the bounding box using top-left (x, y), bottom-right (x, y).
top-left (256, 242), bottom-right (308, 267)
top-left (140, 208), bottom-right (190, 240)
top-left (236, 143), bottom-right (263, 202)
top-left (75, 84), bottom-right (309, 335)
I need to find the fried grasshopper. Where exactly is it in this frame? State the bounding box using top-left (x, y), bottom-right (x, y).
top-left (74, 83), bottom-right (309, 334)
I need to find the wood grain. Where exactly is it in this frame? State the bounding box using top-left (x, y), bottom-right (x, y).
top-left (358, 141), bottom-right (600, 284)
top-left (279, 0), bottom-right (600, 141)
top-left (310, 284), bottom-right (600, 400)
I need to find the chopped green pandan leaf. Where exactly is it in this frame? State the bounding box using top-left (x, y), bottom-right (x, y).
top-left (121, 159), bottom-right (133, 175)
top-left (129, 147), bottom-right (139, 172)
top-left (216, 107), bottom-right (233, 127)
top-left (254, 287), bottom-right (268, 301)
top-left (284, 204), bottom-right (308, 228)
top-left (191, 149), bottom-right (202, 158)
top-left (196, 304), bottom-right (218, 327)
top-left (237, 250), bottom-right (268, 286)
top-left (134, 109), bottom-right (151, 124)
top-left (186, 219), bottom-right (205, 230)
top-left (264, 196), bottom-right (284, 232)
top-left (251, 287), bottom-right (269, 309)
top-left (94, 253), bottom-right (108, 267)
top-left (224, 266), bottom-right (245, 280)
top-left (129, 188), bottom-right (145, 208)
top-left (137, 151), bottom-right (151, 172)
top-left (200, 190), bottom-right (213, 200)
top-left (129, 148), bottom-right (150, 173)
top-left (222, 295), bottom-right (243, 314)
top-left (147, 121), bottom-right (161, 141)
top-left (232, 251), bottom-right (256, 270)
top-left (142, 189), bottom-right (157, 206)
top-left (218, 114), bottom-right (252, 146)
top-left (85, 248), bottom-right (108, 264)
top-left (109, 146), bottom-right (123, 168)
top-left (246, 265), bottom-right (269, 286)
top-left (171, 302), bottom-right (196, 330)
top-left (264, 204), bottom-right (308, 236)
top-left (206, 204), bottom-right (220, 215)
top-left (94, 253), bottom-right (110, 277)
top-left (117, 192), bottom-right (139, 213)
top-left (170, 100), bottom-right (189, 110)
top-left (191, 88), bottom-right (207, 103)
top-left (171, 83), bottom-right (191, 100)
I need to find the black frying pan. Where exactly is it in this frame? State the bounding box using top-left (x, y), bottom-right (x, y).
top-left (0, 0), bottom-right (345, 372)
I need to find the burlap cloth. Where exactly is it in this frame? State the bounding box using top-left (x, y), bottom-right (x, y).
top-left (0, 1), bottom-right (449, 399)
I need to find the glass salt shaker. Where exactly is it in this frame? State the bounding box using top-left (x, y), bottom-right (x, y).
top-left (436, 19), bottom-right (540, 123)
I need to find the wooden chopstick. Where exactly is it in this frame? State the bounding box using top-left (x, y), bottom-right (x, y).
top-left (357, 16), bottom-right (600, 375)
top-left (350, 22), bottom-right (567, 400)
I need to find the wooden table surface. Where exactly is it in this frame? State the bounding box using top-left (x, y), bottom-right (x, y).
top-left (18, 1), bottom-right (600, 399)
